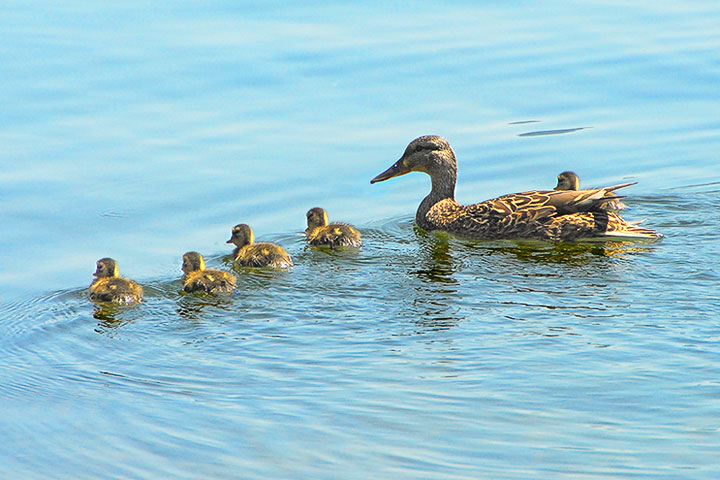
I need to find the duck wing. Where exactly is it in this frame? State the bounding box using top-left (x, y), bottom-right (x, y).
top-left (488, 187), bottom-right (633, 216)
top-left (424, 186), bottom-right (659, 241)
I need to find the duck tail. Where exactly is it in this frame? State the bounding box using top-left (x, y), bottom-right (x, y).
top-left (602, 181), bottom-right (638, 193)
top-left (602, 213), bottom-right (663, 240)
top-left (591, 194), bottom-right (626, 209)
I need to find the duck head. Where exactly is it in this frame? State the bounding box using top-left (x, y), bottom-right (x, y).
top-left (556, 171), bottom-right (580, 191)
top-left (227, 223), bottom-right (254, 248)
top-left (305, 207), bottom-right (329, 234)
top-left (371, 135), bottom-right (457, 184)
top-left (182, 251), bottom-right (205, 274)
top-left (94, 258), bottom-right (119, 278)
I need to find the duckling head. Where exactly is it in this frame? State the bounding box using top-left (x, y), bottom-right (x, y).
top-left (182, 251), bottom-right (206, 274)
top-left (371, 135), bottom-right (457, 184)
top-left (305, 207), bottom-right (329, 234)
top-left (94, 257), bottom-right (119, 278)
top-left (556, 171), bottom-right (580, 190)
top-left (227, 223), bottom-right (254, 248)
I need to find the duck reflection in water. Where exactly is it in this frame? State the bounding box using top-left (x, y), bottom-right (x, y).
top-left (408, 232), bottom-right (463, 332)
top-left (412, 230), bottom-right (459, 285)
top-left (491, 241), bottom-right (653, 266)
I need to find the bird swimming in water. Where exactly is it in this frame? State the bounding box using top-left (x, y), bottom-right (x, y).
top-left (89, 257), bottom-right (143, 304)
top-left (305, 207), bottom-right (362, 249)
top-left (555, 171), bottom-right (581, 191)
top-left (555, 170), bottom-right (630, 211)
top-left (227, 223), bottom-right (293, 268)
top-left (371, 135), bottom-right (661, 242)
top-left (181, 251), bottom-right (236, 294)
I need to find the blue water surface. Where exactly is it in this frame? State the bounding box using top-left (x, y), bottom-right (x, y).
top-left (1, 1), bottom-right (719, 478)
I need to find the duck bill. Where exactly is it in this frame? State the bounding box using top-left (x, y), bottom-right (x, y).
top-left (370, 160), bottom-right (410, 184)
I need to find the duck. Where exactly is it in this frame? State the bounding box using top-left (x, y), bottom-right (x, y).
top-left (181, 251), bottom-right (236, 294)
top-left (89, 257), bottom-right (143, 304)
top-left (227, 223), bottom-right (293, 268)
top-left (370, 135), bottom-right (661, 242)
top-left (305, 207), bottom-right (362, 248)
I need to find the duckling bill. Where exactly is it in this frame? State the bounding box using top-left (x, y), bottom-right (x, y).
top-left (181, 251), bottom-right (236, 294)
top-left (89, 257), bottom-right (142, 304)
top-left (305, 207), bottom-right (362, 249)
top-left (227, 223), bottom-right (293, 268)
top-left (372, 135), bottom-right (661, 242)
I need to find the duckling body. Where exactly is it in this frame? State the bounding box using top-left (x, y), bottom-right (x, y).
top-left (89, 258), bottom-right (142, 304)
top-left (555, 171), bottom-right (630, 211)
top-left (227, 224), bottom-right (293, 268)
top-left (371, 135), bottom-right (661, 242)
top-left (305, 207), bottom-right (362, 248)
top-left (182, 251), bottom-right (236, 294)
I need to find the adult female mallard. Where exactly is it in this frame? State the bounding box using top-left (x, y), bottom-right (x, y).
top-left (227, 224), bottom-right (293, 268)
top-left (305, 207), bottom-right (362, 248)
top-left (181, 251), bottom-right (236, 294)
top-left (555, 170), bottom-right (629, 211)
top-left (371, 135), bottom-right (661, 242)
top-left (89, 257), bottom-right (143, 304)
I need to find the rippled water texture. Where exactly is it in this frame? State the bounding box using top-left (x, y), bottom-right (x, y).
top-left (2, 1), bottom-right (719, 478)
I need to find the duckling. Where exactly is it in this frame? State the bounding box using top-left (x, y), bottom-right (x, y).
top-left (305, 207), bottom-right (362, 248)
top-left (226, 224), bottom-right (293, 268)
top-left (181, 251), bottom-right (236, 294)
top-left (371, 135), bottom-right (661, 242)
top-left (89, 257), bottom-right (143, 304)
top-left (555, 171), bottom-right (580, 191)
top-left (555, 171), bottom-right (630, 211)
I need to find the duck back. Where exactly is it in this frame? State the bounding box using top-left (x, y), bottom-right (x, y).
top-left (183, 269), bottom-right (235, 294)
top-left (307, 223), bottom-right (362, 248)
top-left (236, 242), bottom-right (293, 268)
top-left (89, 277), bottom-right (142, 304)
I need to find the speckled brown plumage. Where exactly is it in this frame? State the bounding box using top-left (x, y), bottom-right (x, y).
top-left (371, 135), bottom-right (662, 242)
top-left (305, 207), bottom-right (362, 249)
top-left (181, 251), bottom-right (236, 294)
top-left (89, 257), bottom-right (142, 304)
top-left (227, 223), bottom-right (293, 268)
top-left (554, 170), bottom-right (630, 211)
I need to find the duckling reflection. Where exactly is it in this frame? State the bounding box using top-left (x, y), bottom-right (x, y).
top-left (227, 224), bottom-right (293, 269)
top-left (175, 294), bottom-right (238, 322)
top-left (89, 258), bottom-right (142, 304)
top-left (92, 303), bottom-right (123, 324)
top-left (181, 251), bottom-right (236, 295)
top-left (305, 207), bottom-right (362, 249)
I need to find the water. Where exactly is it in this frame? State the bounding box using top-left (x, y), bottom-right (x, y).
top-left (2, 1), bottom-right (720, 478)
